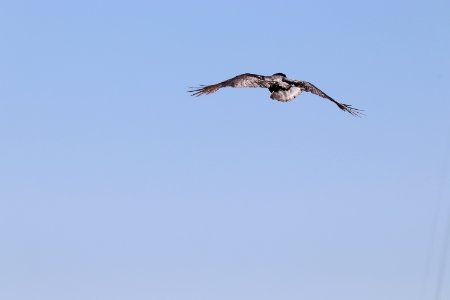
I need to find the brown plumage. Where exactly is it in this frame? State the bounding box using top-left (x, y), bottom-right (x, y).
top-left (189, 73), bottom-right (363, 117)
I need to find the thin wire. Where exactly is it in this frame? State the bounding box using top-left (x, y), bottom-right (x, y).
top-left (434, 202), bottom-right (450, 300)
top-left (420, 189), bottom-right (442, 300)
top-left (433, 128), bottom-right (450, 300)
top-left (421, 123), bottom-right (450, 300)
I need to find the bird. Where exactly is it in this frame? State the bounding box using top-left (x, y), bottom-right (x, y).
top-left (188, 73), bottom-right (363, 116)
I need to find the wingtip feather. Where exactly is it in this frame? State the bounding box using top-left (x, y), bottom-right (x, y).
top-left (339, 104), bottom-right (365, 117)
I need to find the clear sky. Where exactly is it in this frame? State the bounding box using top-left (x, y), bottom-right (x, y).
top-left (1, 0), bottom-right (450, 299)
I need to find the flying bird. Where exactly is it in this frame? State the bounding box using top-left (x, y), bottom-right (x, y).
top-left (189, 73), bottom-right (363, 116)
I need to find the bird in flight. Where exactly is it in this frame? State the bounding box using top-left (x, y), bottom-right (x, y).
top-left (189, 73), bottom-right (363, 116)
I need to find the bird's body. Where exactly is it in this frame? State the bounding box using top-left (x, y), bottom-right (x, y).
top-left (189, 73), bottom-right (362, 116)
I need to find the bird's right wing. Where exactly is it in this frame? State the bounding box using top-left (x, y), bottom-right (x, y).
top-left (287, 79), bottom-right (363, 117)
top-left (189, 73), bottom-right (272, 96)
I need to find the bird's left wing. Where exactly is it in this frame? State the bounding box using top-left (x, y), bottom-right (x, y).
top-left (189, 73), bottom-right (272, 96)
top-left (286, 79), bottom-right (363, 117)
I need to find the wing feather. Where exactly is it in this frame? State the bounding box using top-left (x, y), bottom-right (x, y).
top-left (288, 80), bottom-right (363, 117)
top-left (188, 73), bottom-right (271, 96)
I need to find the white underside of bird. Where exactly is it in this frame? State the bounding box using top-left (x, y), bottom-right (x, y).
top-left (270, 86), bottom-right (302, 102)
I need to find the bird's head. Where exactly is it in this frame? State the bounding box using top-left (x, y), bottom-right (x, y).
top-left (272, 73), bottom-right (287, 78)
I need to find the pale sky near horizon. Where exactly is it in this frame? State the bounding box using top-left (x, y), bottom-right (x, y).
top-left (1, 1), bottom-right (450, 300)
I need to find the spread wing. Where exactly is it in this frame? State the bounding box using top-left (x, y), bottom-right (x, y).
top-left (287, 79), bottom-right (363, 117)
top-left (189, 73), bottom-right (272, 96)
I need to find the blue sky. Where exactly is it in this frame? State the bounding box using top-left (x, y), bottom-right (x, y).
top-left (1, 0), bottom-right (450, 299)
